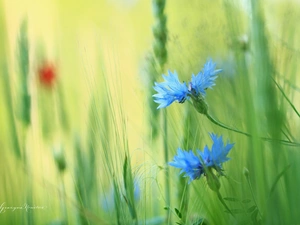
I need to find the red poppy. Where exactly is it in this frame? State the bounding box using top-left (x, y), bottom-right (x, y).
top-left (38, 63), bottom-right (56, 87)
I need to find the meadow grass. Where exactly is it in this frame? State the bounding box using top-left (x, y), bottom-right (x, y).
top-left (1, 0), bottom-right (300, 224)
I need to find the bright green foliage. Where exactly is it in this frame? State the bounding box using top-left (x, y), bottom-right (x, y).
top-left (1, 1), bottom-right (300, 225)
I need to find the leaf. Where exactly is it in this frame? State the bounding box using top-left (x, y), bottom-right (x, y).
top-left (247, 205), bottom-right (257, 213)
top-left (223, 197), bottom-right (240, 202)
top-left (176, 222), bottom-right (182, 225)
top-left (271, 76), bottom-right (300, 117)
top-left (174, 208), bottom-right (182, 219)
top-left (269, 164), bottom-right (291, 198)
top-left (122, 194), bottom-right (128, 205)
top-left (192, 218), bottom-right (209, 225)
top-left (122, 156), bottom-right (137, 220)
top-left (230, 208), bottom-right (245, 214)
top-left (251, 209), bottom-right (259, 223)
top-left (242, 199), bottom-right (251, 204)
top-left (158, 165), bottom-right (164, 170)
top-left (123, 156), bottom-right (128, 189)
top-left (239, 219), bottom-right (251, 225)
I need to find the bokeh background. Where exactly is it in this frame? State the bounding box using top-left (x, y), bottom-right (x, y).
top-left (1, 0), bottom-right (300, 224)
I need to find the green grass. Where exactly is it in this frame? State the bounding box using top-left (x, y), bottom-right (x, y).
top-left (1, 0), bottom-right (300, 224)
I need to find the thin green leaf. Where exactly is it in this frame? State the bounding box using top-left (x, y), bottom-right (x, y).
top-left (242, 199), bottom-right (252, 204)
top-left (230, 209), bottom-right (245, 214)
top-left (247, 205), bottom-right (257, 213)
top-left (174, 208), bottom-right (182, 219)
top-left (239, 219), bottom-right (251, 225)
top-left (122, 155), bottom-right (138, 221)
top-left (251, 209), bottom-right (259, 223)
top-left (192, 218), bottom-right (209, 225)
top-left (269, 164), bottom-right (291, 198)
top-left (123, 156), bottom-right (128, 189)
top-left (223, 197), bottom-right (240, 202)
top-left (271, 76), bottom-right (300, 117)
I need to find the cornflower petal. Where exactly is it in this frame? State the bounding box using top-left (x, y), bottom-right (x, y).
top-left (169, 148), bottom-right (204, 183)
top-left (189, 59), bottom-right (222, 97)
top-left (197, 146), bottom-right (213, 167)
top-left (196, 133), bottom-right (234, 173)
top-left (209, 133), bottom-right (234, 169)
top-left (153, 71), bottom-right (189, 109)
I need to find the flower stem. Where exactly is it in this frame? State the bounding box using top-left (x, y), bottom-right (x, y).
top-left (216, 191), bottom-right (235, 218)
top-left (270, 75), bottom-right (300, 118)
top-left (206, 113), bottom-right (300, 147)
top-left (151, 0), bottom-right (170, 221)
top-left (59, 173), bottom-right (69, 225)
top-left (245, 172), bottom-right (263, 220)
top-left (163, 110), bottom-right (171, 207)
top-left (206, 113), bottom-right (251, 137)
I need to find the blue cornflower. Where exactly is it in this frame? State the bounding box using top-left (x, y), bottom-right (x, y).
top-left (153, 59), bottom-right (222, 110)
top-left (189, 59), bottom-right (222, 97)
top-left (169, 133), bottom-right (234, 184)
top-left (198, 133), bottom-right (234, 171)
top-left (153, 71), bottom-right (189, 109)
top-left (169, 148), bottom-right (204, 183)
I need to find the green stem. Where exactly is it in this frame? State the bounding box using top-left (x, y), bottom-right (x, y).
top-left (206, 113), bottom-right (250, 137)
top-left (178, 179), bottom-right (188, 223)
top-left (163, 110), bottom-right (171, 212)
top-left (270, 76), bottom-right (300, 117)
top-left (245, 175), bottom-right (263, 219)
top-left (206, 113), bottom-right (300, 147)
top-left (59, 173), bottom-right (69, 225)
top-left (216, 191), bottom-right (235, 218)
top-left (2, 67), bottom-right (22, 158)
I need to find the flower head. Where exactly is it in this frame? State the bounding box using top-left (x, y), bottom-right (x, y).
top-left (153, 71), bottom-right (189, 109)
top-left (198, 133), bottom-right (234, 171)
top-left (189, 59), bottom-right (222, 97)
top-left (169, 133), bottom-right (234, 184)
top-left (153, 59), bottom-right (222, 110)
top-left (169, 148), bottom-right (204, 183)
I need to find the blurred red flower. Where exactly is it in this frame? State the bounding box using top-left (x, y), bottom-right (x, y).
top-left (38, 63), bottom-right (56, 87)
